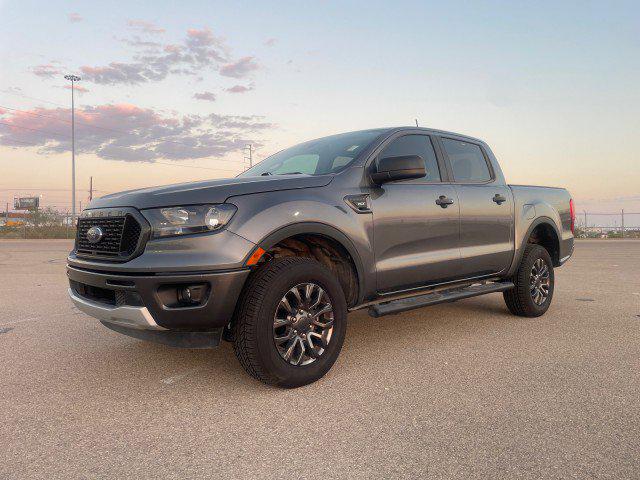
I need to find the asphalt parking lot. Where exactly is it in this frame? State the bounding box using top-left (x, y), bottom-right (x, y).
top-left (1, 239), bottom-right (639, 479)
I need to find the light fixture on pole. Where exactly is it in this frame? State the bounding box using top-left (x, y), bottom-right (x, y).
top-left (64, 74), bottom-right (81, 223)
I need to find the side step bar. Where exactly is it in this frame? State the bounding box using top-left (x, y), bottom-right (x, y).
top-left (368, 281), bottom-right (515, 318)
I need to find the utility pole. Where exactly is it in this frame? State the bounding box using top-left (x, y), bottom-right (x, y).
top-left (64, 74), bottom-right (81, 224)
top-left (583, 210), bottom-right (587, 233)
top-left (89, 176), bottom-right (93, 202)
top-left (621, 209), bottom-right (625, 238)
top-left (243, 144), bottom-right (253, 170)
top-left (5, 202), bottom-right (8, 225)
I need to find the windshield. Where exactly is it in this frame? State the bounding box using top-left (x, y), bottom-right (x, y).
top-left (239, 129), bottom-right (386, 177)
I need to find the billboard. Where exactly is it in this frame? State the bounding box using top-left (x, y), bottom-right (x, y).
top-left (14, 197), bottom-right (39, 210)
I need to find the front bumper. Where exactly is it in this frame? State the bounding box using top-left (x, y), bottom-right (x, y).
top-left (69, 287), bottom-right (163, 329)
top-left (69, 287), bottom-right (227, 348)
top-left (67, 265), bottom-right (250, 332)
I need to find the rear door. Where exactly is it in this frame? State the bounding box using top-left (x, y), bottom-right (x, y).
top-left (370, 134), bottom-right (461, 293)
top-left (438, 136), bottom-right (513, 277)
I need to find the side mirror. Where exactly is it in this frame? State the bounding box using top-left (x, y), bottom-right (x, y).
top-left (370, 155), bottom-right (426, 184)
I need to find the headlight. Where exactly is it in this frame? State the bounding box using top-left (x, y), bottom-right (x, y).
top-left (142, 204), bottom-right (237, 239)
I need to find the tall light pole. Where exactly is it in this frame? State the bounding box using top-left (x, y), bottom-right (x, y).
top-left (64, 74), bottom-right (81, 222)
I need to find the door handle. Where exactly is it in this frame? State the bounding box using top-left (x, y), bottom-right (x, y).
top-left (435, 195), bottom-right (454, 208)
top-left (492, 194), bottom-right (507, 205)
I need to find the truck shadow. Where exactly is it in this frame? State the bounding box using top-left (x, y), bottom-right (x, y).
top-left (81, 295), bottom-right (518, 394)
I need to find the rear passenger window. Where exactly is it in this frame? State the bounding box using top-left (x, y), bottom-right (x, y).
top-left (379, 135), bottom-right (441, 182)
top-left (441, 138), bottom-right (492, 182)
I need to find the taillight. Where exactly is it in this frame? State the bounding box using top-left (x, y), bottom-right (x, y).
top-left (569, 198), bottom-right (575, 234)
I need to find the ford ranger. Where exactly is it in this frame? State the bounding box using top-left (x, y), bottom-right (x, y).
top-left (67, 127), bottom-right (575, 387)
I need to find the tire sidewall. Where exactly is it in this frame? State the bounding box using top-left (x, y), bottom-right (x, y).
top-left (253, 260), bottom-right (347, 387)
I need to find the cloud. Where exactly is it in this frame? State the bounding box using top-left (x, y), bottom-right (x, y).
top-left (68, 13), bottom-right (83, 23)
top-left (193, 91), bottom-right (216, 101)
top-left (185, 28), bottom-right (228, 64)
top-left (225, 84), bottom-right (254, 94)
top-left (81, 63), bottom-right (158, 85)
top-left (209, 113), bottom-right (272, 132)
top-left (0, 104), bottom-right (274, 162)
top-left (36, 26), bottom-right (257, 87)
top-left (264, 38), bottom-right (276, 47)
top-left (219, 56), bottom-right (259, 78)
top-left (80, 28), bottom-right (232, 85)
top-left (122, 36), bottom-right (162, 49)
top-left (63, 84), bottom-right (90, 94)
top-left (32, 64), bottom-right (62, 78)
top-left (127, 19), bottom-right (165, 34)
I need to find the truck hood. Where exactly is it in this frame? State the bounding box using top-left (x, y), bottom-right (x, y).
top-left (87, 174), bottom-right (333, 210)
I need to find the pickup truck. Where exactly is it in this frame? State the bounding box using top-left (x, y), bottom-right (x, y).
top-left (67, 127), bottom-right (574, 387)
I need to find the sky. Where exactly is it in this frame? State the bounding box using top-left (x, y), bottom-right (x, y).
top-left (0, 0), bottom-right (639, 224)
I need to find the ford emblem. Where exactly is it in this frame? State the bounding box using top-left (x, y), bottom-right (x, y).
top-left (86, 226), bottom-right (104, 244)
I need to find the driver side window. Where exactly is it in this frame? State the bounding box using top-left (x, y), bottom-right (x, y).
top-left (380, 135), bottom-right (441, 182)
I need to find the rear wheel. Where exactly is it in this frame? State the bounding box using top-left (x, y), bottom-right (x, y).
top-left (233, 257), bottom-right (347, 388)
top-left (503, 244), bottom-right (554, 317)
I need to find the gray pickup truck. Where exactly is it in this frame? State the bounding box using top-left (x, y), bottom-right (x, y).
top-left (68, 127), bottom-right (574, 387)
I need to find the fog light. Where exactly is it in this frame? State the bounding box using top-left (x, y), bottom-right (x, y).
top-left (177, 284), bottom-right (206, 305)
top-left (157, 283), bottom-right (209, 308)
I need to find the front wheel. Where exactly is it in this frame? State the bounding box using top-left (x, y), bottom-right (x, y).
top-left (503, 244), bottom-right (555, 317)
top-left (233, 257), bottom-right (347, 388)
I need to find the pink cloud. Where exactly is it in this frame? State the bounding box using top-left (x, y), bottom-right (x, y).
top-left (193, 91), bottom-right (216, 101)
top-left (68, 13), bottom-right (83, 23)
top-left (127, 19), bottom-right (165, 34)
top-left (79, 28), bottom-right (231, 85)
top-left (225, 84), bottom-right (254, 94)
top-left (220, 56), bottom-right (259, 79)
top-left (63, 84), bottom-right (90, 94)
top-left (32, 64), bottom-right (62, 78)
top-left (0, 104), bottom-right (273, 162)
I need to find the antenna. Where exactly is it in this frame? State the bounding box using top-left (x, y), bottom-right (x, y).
top-left (415, 119), bottom-right (419, 127)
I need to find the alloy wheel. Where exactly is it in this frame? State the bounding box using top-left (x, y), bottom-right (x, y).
top-left (273, 282), bottom-right (334, 366)
top-left (530, 258), bottom-right (550, 306)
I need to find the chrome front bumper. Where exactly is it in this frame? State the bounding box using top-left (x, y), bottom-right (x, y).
top-left (68, 288), bottom-right (166, 330)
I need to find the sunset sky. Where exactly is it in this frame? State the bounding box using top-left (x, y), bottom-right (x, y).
top-left (1, 0), bottom-right (639, 220)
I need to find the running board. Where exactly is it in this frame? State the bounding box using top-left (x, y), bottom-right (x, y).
top-left (368, 282), bottom-right (515, 318)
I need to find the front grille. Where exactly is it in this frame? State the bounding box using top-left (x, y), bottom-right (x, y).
top-left (121, 216), bottom-right (142, 255)
top-left (75, 213), bottom-right (142, 260)
top-left (77, 217), bottom-right (125, 255)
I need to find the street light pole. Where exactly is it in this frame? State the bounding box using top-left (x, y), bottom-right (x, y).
top-left (64, 74), bottom-right (81, 222)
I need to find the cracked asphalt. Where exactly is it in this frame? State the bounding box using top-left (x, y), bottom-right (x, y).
top-left (1, 239), bottom-right (639, 479)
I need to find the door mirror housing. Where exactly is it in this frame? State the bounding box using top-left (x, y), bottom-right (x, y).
top-left (370, 155), bottom-right (426, 184)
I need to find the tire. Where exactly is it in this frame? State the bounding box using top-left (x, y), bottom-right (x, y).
top-left (503, 244), bottom-right (555, 317)
top-left (232, 257), bottom-right (347, 388)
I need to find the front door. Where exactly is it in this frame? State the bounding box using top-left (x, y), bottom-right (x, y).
top-left (370, 134), bottom-right (461, 293)
top-left (439, 137), bottom-right (513, 277)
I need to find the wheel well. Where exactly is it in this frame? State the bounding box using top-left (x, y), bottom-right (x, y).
top-left (260, 234), bottom-right (359, 307)
top-left (527, 223), bottom-right (560, 265)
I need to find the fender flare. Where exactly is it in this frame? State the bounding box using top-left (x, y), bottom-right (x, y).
top-left (512, 216), bottom-right (561, 271)
top-left (245, 222), bottom-right (366, 304)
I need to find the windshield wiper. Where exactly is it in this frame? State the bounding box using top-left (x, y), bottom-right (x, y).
top-left (260, 172), bottom-right (272, 176)
top-left (276, 172), bottom-right (303, 175)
